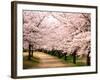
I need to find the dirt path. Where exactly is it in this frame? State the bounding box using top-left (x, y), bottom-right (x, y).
top-left (23, 52), bottom-right (69, 68)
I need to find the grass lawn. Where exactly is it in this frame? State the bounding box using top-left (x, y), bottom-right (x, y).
top-left (60, 55), bottom-right (87, 67)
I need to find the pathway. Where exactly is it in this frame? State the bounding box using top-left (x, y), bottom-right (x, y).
top-left (23, 51), bottom-right (73, 68)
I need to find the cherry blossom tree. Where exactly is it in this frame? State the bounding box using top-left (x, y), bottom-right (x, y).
top-left (23, 11), bottom-right (91, 64)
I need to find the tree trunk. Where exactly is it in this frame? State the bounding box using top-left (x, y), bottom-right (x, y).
top-left (64, 54), bottom-right (67, 60)
top-left (87, 53), bottom-right (90, 65)
top-left (31, 49), bottom-right (33, 57)
top-left (28, 50), bottom-right (31, 60)
top-left (73, 52), bottom-right (76, 64)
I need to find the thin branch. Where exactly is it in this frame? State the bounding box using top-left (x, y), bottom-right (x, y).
top-left (36, 15), bottom-right (46, 27)
top-left (51, 13), bottom-right (67, 24)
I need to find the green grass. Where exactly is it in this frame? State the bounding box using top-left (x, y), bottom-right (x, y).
top-left (47, 52), bottom-right (87, 67)
top-left (46, 51), bottom-right (88, 67)
top-left (23, 56), bottom-right (40, 69)
top-left (60, 55), bottom-right (87, 67)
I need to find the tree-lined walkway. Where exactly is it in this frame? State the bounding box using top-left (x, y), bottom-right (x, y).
top-left (23, 51), bottom-right (74, 68)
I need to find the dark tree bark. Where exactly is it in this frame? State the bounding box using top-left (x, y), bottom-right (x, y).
top-left (28, 43), bottom-right (33, 60)
top-left (28, 44), bottom-right (31, 60)
top-left (87, 51), bottom-right (90, 66)
top-left (73, 49), bottom-right (77, 64)
top-left (31, 45), bottom-right (33, 57)
top-left (73, 52), bottom-right (76, 64)
top-left (64, 53), bottom-right (67, 60)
